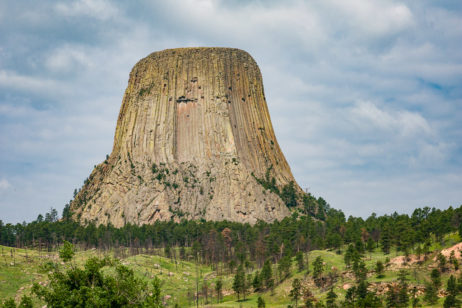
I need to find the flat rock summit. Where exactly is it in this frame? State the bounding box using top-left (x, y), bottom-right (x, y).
top-left (71, 47), bottom-right (305, 226)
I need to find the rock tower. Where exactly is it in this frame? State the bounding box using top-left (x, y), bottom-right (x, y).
top-left (71, 47), bottom-right (303, 226)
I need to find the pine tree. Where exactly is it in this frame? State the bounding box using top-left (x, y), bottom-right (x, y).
top-left (344, 244), bottom-right (355, 268)
top-left (261, 260), bottom-right (273, 290)
top-left (313, 256), bottom-right (324, 283)
top-left (397, 270), bottom-right (409, 307)
top-left (443, 295), bottom-right (459, 308)
top-left (450, 251), bottom-right (459, 271)
top-left (257, 296), bottom-right (266, 308)
top-left (380, 227), bottom-right (391, 254)
top-left (431, 268), bottom-right (442, 288)
top-left (296, 251), bottom-right (304, 272)
top-left (448, 275), bottom-right (458, 297)
top-left (215, 278), bottom-right (222, 303)
top-left (423, 282), bottom-right (438, 305)
top-left (326, 287), bottom-right (338, 308)
top-left (232, 265), bottom-right (245, 301)
top-left (278, 255), bottom-right (292, 281)
top-left (289, 278), bottom-right (302, 308)
top-left (385, 284), bottom-right (399, 308)
top-left (252, 270), bottom-right (262, 291)
top-left (438, 252), bottom-right (448, 272)
top-left (375, 260), bottom-right (385, 278)
top-left (59, 241), bottom-right (75, 263)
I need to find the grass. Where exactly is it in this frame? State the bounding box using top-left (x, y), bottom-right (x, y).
top-left (1, 233), bottom-right (461, 307)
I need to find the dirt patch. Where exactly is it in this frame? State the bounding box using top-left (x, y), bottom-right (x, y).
top-left (439, 242), bottom-right (462, 259)
top-left (389, 254), bottom-right (424, 268)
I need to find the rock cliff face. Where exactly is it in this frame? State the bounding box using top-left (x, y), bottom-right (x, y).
top-left (71, 47), bottom-right (303, 227)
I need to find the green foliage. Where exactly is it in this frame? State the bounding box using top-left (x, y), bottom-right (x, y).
top-left (257, 296), bottom-right (266, 308)
top-left (438, 252), bottom-right (448, 272)
top-left (261, 260), bottom-right (273, 290)
top-left (18, 296), bottom-right (33, 308)
top-left (397, 270), bottom-right (409, 307)
top-left (375, 260), bottom-right (385, 278)
top-left (253, 167), bottom-right (300, 207)
top-left (281, 181), bottom-right (298, 207)
top-left (326, 287), bottom-right (338, 308)
top-left (289, 278), bottom-right (302, 308)
top-left (431, 268), bottom-right (442, 288)
top-left (313, 256), bottom-right (324, 285)
top-left (232, 265), bottom-right (246, 301)
top-left (58, 240), bottom-right (74, 263)
top-left (215, 278), bottom-right (223, 303)
top-left (380, 227), bottom-right (391, 254)
top-left (344, 280), bottom-right (382, 308)
top-left (352, 259), bottom-right (367, 282)
top-left (447, 275), bottom-right (458, 297)
top-left (278, 255), bottom-right (292, 281)
top-left (423, 282), bottom-right (439, 304)
top-left (32, 256), bottom-right (163, 307)
top-left (366, 238), bottom-right (375, 252)
top-left (450, 251), bottom-right (459, 270)
top-left (252, 270), bottom-right (262, 290)
top-left (296, 251), bottom-right (304, 272)
top-left (2, 298), bottom-right (16, 308)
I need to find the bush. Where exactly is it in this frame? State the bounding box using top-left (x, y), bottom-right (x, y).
top-left (32, 257), bottom-right (163, 307)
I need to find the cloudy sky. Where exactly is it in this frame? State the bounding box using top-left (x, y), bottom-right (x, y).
top-left (1, 0), bottom-right (461, 223)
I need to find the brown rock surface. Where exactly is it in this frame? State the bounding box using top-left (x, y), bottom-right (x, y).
top-left (70, 47), bottom-right (303, 227)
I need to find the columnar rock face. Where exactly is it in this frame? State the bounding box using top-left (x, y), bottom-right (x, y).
top-left (71, 47), bottom-right (303, 227)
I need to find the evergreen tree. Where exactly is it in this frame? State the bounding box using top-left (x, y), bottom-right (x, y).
top-left (385, 284), bottom-right (399, 308)
top-left (344, 244), bottom-right (355, 268)
top-left (431, 268), bottom-right (442, 288)
top-left (289, 278), bottom-right (302, 308)
top-left (397, 271), bottom-right (409, 307)
top-left (375, 260), bottom-right (385, 278)
top-left (215, 278), bottom-right (223, 303)
top-left (296, 251), bottom-right (305, 272)
top-left (443, 295), bottom-right (459, 308)
top-left (252, 270), bottom-right (262, 291)
top-left (232, 265), bottom-right (245, 301)
top-left (326, 287), bottom-right (338, 308)
top-left (278, 255), bottom-right (292, 281)
top-left (303, 287), bottom-right (316, 308)
top-left (366, 238), bottom-right (375, 253)
top-left (353, 259), bottom-right (367, 282)
top-left (423, 282), bottom-right (438, 305)
top-left (450, 251), bottom-right (459, 271)
top-left (438, 252), bottom-right (448, 272)
top-left (445, 274), bottom-right (460, 307)
top-left (257, 296), bottom-right (266, 308)
top-left (261, 260), bottom-right (273, 290)
top-left (380, 227), bottom-right (391, 254)
top-left (313, 256), bottom-right (324, 282)
top-left (448, 275), bottom-right (458, 297)
top-left (58, 241), bottom-right (74, 263)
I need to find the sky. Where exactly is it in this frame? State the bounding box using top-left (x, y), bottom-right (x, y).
top-left (0, 0), bottom-right (461, 223)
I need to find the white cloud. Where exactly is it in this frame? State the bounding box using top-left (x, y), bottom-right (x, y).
top-left (350, 101), bottom-right (433, 137)
top-left (324, 0), bottom-right (413, 37)
top-left (0, 70), bottom-right (65, 96)
top-left (55, 0), bottom-right (118, 20)
top-left (0, 178), bottom-right (11, 190)
top-left (46, 45), bottom-right (95, 73)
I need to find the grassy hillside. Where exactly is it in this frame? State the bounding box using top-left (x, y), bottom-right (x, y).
top-left (1, 233), bottom-right (461, 307)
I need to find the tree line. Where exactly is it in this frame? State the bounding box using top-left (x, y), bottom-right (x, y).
top-left (1, 201), bottom-right (461, 268)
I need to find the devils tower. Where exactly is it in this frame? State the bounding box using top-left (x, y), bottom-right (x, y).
top-left (71, 47), bottom-right (304, 227)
